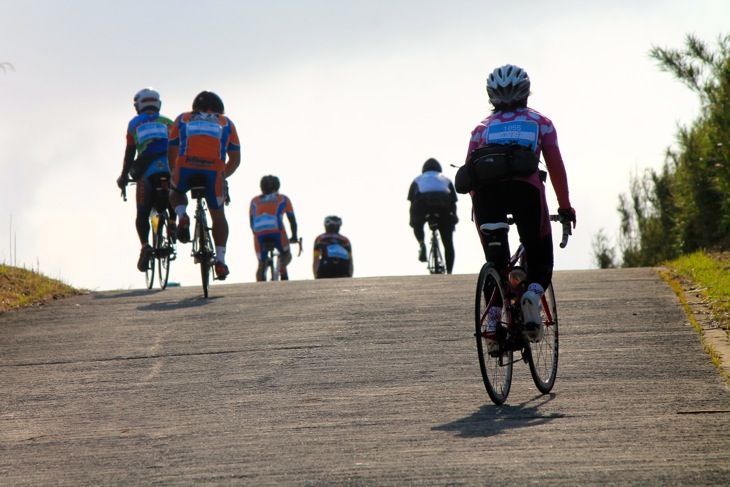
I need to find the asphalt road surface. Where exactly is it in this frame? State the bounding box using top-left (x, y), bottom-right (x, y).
top-left (1, 268), bottom-right (729, 486)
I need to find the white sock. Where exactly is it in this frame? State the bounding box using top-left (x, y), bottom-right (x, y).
top-left (216, 247), bottom-right (226, 264)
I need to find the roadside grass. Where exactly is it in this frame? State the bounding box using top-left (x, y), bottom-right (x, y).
top-left (659, 251), bottom-right (730, 380)
top-left (665, 251), bottom-right (730, 329)
top-left (0, 264), bottom-right (85, 314)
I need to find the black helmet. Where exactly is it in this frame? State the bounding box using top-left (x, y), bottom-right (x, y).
top-left (192, 90), bottom-right (225, 114)
top-left (422, 158), bottom-right (442, 173)
top-left (324, 215), bottom-right (342, 232)
top-left (260, 175), bottom-right (280, 194)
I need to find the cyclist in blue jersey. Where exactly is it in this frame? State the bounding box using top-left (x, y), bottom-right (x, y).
top-left (116, 88), bottom-right (174, 273)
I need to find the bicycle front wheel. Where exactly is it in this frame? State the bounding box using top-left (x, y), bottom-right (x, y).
top-left (526, 282), bottom-right (559, 393)
top-left (156, 215), bottom-right (171, 290)
top-left (475, 262), bottom-right (512, 405)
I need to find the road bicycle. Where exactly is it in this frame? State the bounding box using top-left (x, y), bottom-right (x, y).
top-left (145, 174), bottom-right (176, 290)
top-left (425, 213), bottom-right (446, 275)
top-left (188, 176), bottom-right (218, 298)
top-left (262, 237), bottom-right (303, 281)
top-left (120, 174), bottom-right (177, 290)
top-left (475, 214), bottom-right (572, 405)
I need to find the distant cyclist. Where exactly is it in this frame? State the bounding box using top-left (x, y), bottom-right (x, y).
top-left (313, 215), bottom-right (353, 279)
top-left (249, 175), bottom-right (299, 281)
top-left (455, 64), bottom-right (576, 334)
top-left (168, 91), bottom-right (241, 280)
top-left (407, 158), bottom-right (458, 274)
top-left (116, 88), bottom-right (174, 273)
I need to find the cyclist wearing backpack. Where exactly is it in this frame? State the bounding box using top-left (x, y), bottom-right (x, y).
top-left (313, 215), bottom-right (353, 279)
top-left (407, 158), bottom-right (458, 273)
top-left (455, 64), bottom-right (576, 334)
top-left (116, 88), bottom-right (174, 273)
top-left (168, 91), bottom-right (241, 280)
top-left (249, 175), bottom-right (299, 281)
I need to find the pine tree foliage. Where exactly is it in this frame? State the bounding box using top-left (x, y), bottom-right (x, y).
top-left (614, 34), bottom-right (730, 267)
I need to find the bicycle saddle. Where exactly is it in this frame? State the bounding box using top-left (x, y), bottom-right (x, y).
top-left (480, 222), bottom-right (510, 234)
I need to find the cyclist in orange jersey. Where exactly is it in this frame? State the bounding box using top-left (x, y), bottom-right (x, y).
top-left (249, 175), bottom-right (299, 281)
top-left (168, 91), bottom-right (241, 280)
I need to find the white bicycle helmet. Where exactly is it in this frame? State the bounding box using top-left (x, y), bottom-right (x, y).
top-left (486, 64), bottom-right (530, 105)
top-left (134, 88), bottom-right (161, 113)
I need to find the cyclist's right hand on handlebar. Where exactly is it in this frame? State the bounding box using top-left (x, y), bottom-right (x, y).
top-left (116, 174), bottom-right (128, 190)
top-left (558, 207), bottom-right (577, 229)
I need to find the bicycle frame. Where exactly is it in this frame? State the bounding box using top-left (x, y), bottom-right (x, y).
top-left (425, 214), bottom-right (445, 275)
top-left (475, 215), bottom-right (569, 404)
top-left (120, 175), bottom-right (176, 290)
top-left (262, 237), bottom-right (303, 281)
top-left (262, 241), bottom-right (281, 281)
top-left (190, 184), bottom-right (216, 297)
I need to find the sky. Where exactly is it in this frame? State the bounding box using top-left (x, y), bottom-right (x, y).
top-left (1, 0), bottom-right (728, 291)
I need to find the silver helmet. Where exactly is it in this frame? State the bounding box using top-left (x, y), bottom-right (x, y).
top-left (486, 64), bottom-right (530, 105)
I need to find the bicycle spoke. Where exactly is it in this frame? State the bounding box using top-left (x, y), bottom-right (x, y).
top-left (526, 283), bottom-right (559, 393)
top-left (475, 263), bottom-right (513, 405)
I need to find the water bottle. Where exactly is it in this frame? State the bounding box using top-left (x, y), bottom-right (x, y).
top-left (508, 267), bottom-right (526, 290)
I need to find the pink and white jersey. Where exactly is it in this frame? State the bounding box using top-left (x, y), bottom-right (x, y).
top-left (466, 107), bottom-right (570, 209)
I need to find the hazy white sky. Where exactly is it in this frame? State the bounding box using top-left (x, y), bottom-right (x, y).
top-left (1, 0), bottom-right (728, 291)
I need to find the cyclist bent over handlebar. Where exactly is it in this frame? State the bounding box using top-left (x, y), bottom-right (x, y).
top-left (455, 64), bottom-right (576, 333)
top-left (168, 91), bottom-right (241, 280)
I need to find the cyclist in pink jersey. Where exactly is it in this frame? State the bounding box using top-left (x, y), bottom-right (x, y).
top-left (168, 91), bottom-right (241, 280)
top-left (455, 64), bottom-right (576, 336)
top-left (249, 175), bottom-right (299, 281)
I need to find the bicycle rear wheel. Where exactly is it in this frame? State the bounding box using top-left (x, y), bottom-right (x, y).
top-left (144, 255), bottom-right (155, 289)
top-left (526, 282), bottom-right (559, 393)
top-left (194, 208), bottom-right (214, 298)
top-left (475, 262), bottom-right (513, 405)
top-left (156, 215), bottom-right (171, 290)
top-left (428, 237), bottom-right (445, 274)
top-left (144, 212), bottom-right (157, 289)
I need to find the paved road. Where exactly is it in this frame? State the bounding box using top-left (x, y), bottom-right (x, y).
top-left (1, 268), bottom-right (729, 486)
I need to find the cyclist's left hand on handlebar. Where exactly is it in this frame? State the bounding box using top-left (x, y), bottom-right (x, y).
top-left (558, 207), bottom-right (577, 229)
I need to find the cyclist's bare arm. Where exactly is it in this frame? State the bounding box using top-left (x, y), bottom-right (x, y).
top-left (224, 149), bottom-right (241, 178)
top-left (167, 145), bottom-right (179, 173)
top-left (286, 213), bottom-right (298, 242)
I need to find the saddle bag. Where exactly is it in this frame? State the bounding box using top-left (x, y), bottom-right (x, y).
top-left (455, 144), bottom-right (539, 193)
